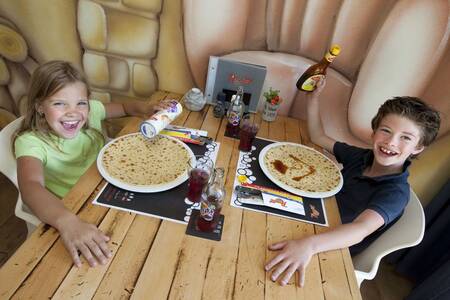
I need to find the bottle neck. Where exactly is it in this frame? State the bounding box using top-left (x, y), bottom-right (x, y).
top-left (211, 168), bottom-right (225, 188)
top-left (324, 51), bottom-right (337, 63)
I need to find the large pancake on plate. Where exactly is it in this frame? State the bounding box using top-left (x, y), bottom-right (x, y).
top-left (101, 134), bottom-right (190, 186)
top-left (263, 144), bottom-right (341, 193)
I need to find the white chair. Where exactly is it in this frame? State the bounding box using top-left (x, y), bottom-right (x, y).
top-left (352, 189), bottom-right (425, 287)
top-left (0, 117), bottom-right (41, 236)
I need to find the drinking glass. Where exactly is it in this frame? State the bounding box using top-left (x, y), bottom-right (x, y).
top-left (239, 120), bottom-right (259, 152)
top-left (187, 155), bottom-right (214, 203)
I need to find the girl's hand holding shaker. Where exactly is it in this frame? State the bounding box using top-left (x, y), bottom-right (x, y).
top-left (140, 100), bottom-right (182, 138)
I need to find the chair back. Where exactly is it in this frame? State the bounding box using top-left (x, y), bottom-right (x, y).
top-left (0, 117), bottom-right (23, 186)
top-left (352, 189), bottom-right (425, 286)
top-left (0, 117), bottom-right (41, 229)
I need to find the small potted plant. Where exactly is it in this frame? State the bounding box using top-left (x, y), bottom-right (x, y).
top-left (262, 87), bottom-right (282, 122)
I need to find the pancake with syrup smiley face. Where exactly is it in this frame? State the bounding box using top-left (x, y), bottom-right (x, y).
top-left (263, 144), bottom-right (341, 194)
top-left (101, 134), bottom-right (191, 186)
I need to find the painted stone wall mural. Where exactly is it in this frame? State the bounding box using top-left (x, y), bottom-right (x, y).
top-left (77, 0), bottom-right (161, 103)
top-left (0, 16), bottom-right (38, 128)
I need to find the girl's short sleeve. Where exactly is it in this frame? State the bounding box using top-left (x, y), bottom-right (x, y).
top-left (88, 100), bottom-right (106, 131)
top-left (14, 134), bottom-right (47, 164)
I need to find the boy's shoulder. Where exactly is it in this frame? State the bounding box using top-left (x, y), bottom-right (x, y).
top-left (334, 141), bottom-right (369, 152)
top-left (333, 141), bottom-right (371, 162)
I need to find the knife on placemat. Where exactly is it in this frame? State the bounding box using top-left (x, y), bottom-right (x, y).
top-left (235, 184), bottom-right (305, 215)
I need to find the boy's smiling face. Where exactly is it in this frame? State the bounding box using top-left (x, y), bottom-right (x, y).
top-left (38, 81), bottom-right (89, 139)
top-left (371, 113), bottom-right (424, 171)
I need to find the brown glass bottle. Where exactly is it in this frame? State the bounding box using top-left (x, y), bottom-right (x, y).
top-left (296, 45), bottom-right (341, 92)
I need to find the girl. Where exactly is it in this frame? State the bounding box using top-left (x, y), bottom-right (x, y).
top-left (14, 60), bottom-right (159, 268)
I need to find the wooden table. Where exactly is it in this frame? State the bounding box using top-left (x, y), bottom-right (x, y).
top-left (0, 91), bottom-right (361, 299)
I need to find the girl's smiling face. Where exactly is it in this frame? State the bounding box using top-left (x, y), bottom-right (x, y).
top-left (371, 113), bottom-right (424, 171)
top-left (38, 81), bottom-right (89, 139)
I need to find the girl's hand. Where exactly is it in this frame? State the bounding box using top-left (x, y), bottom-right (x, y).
top-left (57, 215), bottom-right (112, 268)
top-left (265, 238), bottom-right (315, 287)
top-left (153, 99), bottom-right (178, 113)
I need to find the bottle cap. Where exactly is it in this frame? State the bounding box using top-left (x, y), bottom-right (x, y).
top-left (330, 44), bottom-right (341, 56)
top-left (191, 87), bottom-right (201, 94)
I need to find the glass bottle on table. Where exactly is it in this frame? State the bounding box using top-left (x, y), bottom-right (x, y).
top-left (296, 44), bottom-right (341, 92)
top-left (225, 86), bottom-right (244, 138)
top-left (213, 92), bottom-right (226, 118)
top-left (197, 168), bottom-right (225, 232)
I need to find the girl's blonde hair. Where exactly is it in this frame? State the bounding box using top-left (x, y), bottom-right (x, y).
top-left (14, 60), bottom-right (104, 150)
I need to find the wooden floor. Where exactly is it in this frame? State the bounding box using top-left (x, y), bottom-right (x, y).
top-left (0, 172), bottom-right (413, 299)
top-left (0, 173), bottom-right (27, 266)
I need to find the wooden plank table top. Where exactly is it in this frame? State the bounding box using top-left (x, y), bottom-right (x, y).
top-left (0, 91), bottom-right (361, 300)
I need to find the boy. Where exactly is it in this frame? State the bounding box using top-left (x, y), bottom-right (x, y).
top-left (264, 79), bottom-right (441, 287)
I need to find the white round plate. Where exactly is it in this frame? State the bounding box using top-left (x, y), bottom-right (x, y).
top-left (97, 133), bottom-right (195, 193)
top-left (258, 142), bottom-right (343, 198)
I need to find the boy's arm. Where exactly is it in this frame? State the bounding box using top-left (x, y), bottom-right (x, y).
top-left (17, 156), bottom-right (111, 267)
top-left (305, 80), bottom-right (336, 153)
top-left (309, 209), bottom-right (384, 253)
top-left (265, 209), bottom-right (384, 286)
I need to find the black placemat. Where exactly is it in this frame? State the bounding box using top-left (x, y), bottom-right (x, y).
top-left (231, 137), bottom-right (328, 226)
top-left (93, 140), bottom-right (220, 224)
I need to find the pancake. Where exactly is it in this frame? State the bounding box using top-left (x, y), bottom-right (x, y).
top-left (263, 144), bottom-right (341, 193)
top-left (101, 134), bottom-right (191, 186)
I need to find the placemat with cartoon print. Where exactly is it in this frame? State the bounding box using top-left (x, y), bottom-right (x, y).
top-left (231, 137), bottom-right (329, 226)
top-left (93, 139), bottom-right (220, 224)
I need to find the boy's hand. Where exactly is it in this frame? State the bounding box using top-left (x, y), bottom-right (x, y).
top-left (265, 238), bottom-right (315, 287)
top-left (57, 215), bottom-right (112, 268)
top-left (305, 78), bottom-right (326, 100)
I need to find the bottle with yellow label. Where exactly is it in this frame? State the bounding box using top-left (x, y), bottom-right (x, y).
top-left (296, 45), bottom-right (341, 92)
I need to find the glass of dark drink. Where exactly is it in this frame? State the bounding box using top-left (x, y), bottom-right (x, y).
top-left (238, 120), bottom-right (259, 152)
top-left (187, 155), bottom-right (214, 203)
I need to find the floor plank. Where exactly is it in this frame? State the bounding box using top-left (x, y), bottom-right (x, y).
top-left (0, 173), bottom-right (26, 267)
top-left (0, 173), bottom-right (19, 226)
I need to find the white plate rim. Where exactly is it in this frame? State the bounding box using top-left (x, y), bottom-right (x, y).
top-left (258, 142), bottom-right (343, 198)
top-left (97, 132), bottom-right (195, 193)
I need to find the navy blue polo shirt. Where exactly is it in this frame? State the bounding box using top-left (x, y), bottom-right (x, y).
top-left (333, 142), bottom-right (410, 255)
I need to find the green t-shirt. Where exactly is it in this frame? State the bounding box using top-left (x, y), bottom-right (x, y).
top-left (15, 100), bottom-right (106, 198)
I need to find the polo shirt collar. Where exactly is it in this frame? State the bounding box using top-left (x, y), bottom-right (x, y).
top-left (360, 150), bottom-right (411, 183)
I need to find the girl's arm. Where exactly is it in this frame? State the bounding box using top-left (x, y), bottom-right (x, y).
top-left (103, 101), bottom-right (154, 119)
top-left (305, 79), bottom-right (336, 153)
top-left (17, 156), bottom-right (111, 267)
top-left (265, 209), bottom-right (384, 286)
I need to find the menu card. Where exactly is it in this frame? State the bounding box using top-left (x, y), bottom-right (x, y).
top-left (205, 56), bottom-right (267, 112)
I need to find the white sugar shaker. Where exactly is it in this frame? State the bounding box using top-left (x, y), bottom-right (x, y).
top-left (183, 88), bottom-right (206, 111)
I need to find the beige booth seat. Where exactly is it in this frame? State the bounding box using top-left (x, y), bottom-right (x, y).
top-left (182, 0), bottom-right (450, 203)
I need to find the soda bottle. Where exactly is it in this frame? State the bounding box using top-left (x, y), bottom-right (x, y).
top-left (225, 86), bottom-right (244, 137)
top-left (197, 168), bottom-right (225, 232)
top-left (296, 45), bottom-right (341, 92)
top-left (213, 92), bottom-right (226, 118)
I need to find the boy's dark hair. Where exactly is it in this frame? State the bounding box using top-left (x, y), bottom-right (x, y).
top-left (371, 96), bottom-right (441, 147)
